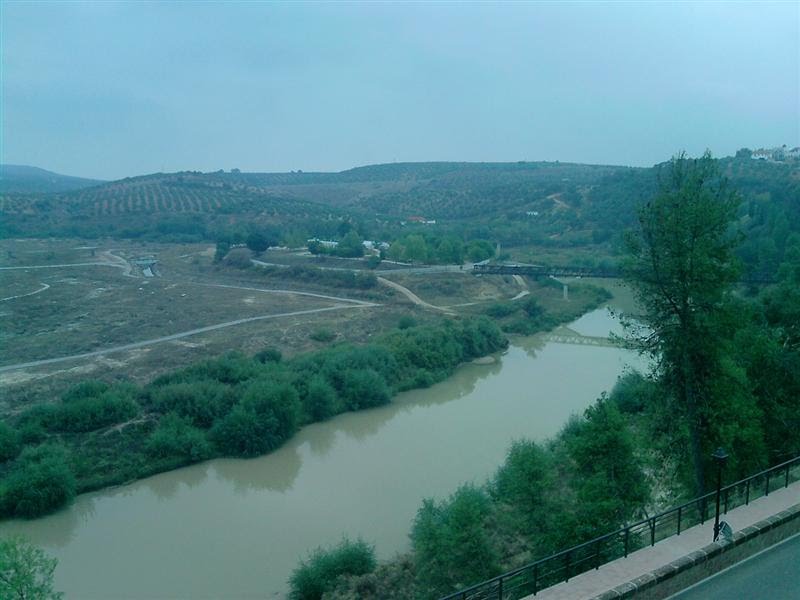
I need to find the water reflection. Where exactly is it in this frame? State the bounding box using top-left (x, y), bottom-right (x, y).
top-left (214, 445), bottom-right (303, 495)
top-left (0, 492), bottom-right (95, 549)
top-left (146, 461), bottom-right (211, 501)
top-left (0, 306), bottom-right (645, 600)
top-left (518, 331), bottom-right (547, 359)
top-left (208, 357), bottom-right (502, 493)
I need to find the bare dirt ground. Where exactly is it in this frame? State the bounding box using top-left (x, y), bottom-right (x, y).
top-left (0, 239), bottom-right (545, 413)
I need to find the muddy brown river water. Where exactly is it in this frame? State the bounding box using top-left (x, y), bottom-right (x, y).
top-left (0, 286), bottom-right (648, 599)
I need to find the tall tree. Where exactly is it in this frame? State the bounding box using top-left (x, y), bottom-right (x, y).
top-left (0, 536), bottom-right (63, 600)
top-left (623, 152), bottom-right (742, 496)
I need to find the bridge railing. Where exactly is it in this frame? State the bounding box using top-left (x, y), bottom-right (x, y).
top-left (441, 455), bottom-right (800, 600)
top-left (471, 263), bottom-right (776, 284)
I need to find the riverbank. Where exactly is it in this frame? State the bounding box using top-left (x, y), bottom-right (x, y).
top-left (0, 281), bottom-right (615, 523)
top-left (0, 317), bottom-right (507, 520)
top-left (0, 299), bottom-right (647, 599)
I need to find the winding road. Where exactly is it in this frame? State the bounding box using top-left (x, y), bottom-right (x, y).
top-left (1, 282), bottom-right (50, 302)
top-left (1, 254), bottom-right (523, 374)
top-left (377, 276), bottom-right (456, 315)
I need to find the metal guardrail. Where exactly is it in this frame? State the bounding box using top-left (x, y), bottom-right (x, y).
top-left (441, 455), bottom-right (800, 600)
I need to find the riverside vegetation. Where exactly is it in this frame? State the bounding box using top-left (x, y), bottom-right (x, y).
top-left (288, 155), bottom-right (800, 600)
top-left (2, 153), bottom-right (797, 597)
top-left (0, 317), bottom-right (508, 519)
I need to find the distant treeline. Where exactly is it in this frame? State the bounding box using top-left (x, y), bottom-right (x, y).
top-left (0, 318), bottom-right (507, 520)
top-left (3, 156), bottom-right (797, 279)
top-left (483, 280), bottom-right (611, 335)
top-left (219, 246), bottom-right (379, 290)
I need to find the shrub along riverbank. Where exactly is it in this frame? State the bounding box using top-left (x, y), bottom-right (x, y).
top-left (293, 382), bottom-right (652, 600)
top-left (0, 317), bottom-right (507, 519)
top-left (0, 279), bottom-right (615, 521)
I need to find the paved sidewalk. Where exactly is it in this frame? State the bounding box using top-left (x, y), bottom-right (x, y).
top-left (526, 481), bottom-right (800, 600)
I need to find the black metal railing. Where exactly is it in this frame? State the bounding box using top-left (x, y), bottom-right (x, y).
top-left (441, 455), bottom-right (800, 600)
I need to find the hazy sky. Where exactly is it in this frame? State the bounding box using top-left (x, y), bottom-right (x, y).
top-left (2, 1), bottom-right (798, 180)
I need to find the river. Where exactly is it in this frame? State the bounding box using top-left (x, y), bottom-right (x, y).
top-left (0, 285), bottom-right (648, 599)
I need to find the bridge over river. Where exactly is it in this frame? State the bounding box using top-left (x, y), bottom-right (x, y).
top-left (472, 263), bottom-right (776, 284)
top-left (541, 326), bottom-right (628, 349)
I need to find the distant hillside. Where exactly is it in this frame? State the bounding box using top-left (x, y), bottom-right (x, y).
top-left (1, 158), bottom-right (797, 276)
top-left (0, 164), bottom-right (104, 194)
top-left (200, 161), bottom-right (632, 224)
top-left (0, 171), bottom-right (342, 241)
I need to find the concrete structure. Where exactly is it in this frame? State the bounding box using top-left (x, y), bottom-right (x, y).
top-left (524, 482), bottom-right (800, 600)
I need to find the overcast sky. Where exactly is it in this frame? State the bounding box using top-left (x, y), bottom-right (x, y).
top-left (2, 1), bottom-right (798, 180)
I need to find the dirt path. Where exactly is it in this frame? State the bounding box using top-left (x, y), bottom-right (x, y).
top-left (377, 277), bottom-right (456, 315)
top-left (102, 250), bottom-right (135, 277)
top-left (0, 304), bottom-right (376, 374)
top-left (0, 262), bottom-right (115, 270)
top-left (192, 282), bottom-right (376, 306)
top-left (1, 282), bottom-right (50, 302)
top-left (511, 274), bottom-right (530, 301)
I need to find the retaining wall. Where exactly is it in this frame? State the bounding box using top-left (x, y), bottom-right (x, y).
top-left (593, 503), bottom-right (800, 599)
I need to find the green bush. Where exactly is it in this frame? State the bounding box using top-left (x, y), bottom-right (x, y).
top-left (0, 423), bottom-right (21, 463)
top-left (61, 380), bottom-right (109, 403)
top-left (310, 328), bottom-right (336, 343)
top-left (609, 372), bottom-right (655, 414)
top-left (565, 398), bottom-right (650, 536)
top-left (145, 414), bottom-right (211, 462)
top-left (44, 387), bottom-right (139, 433)
top-left (0, 536), bottom-right (63, 600)
top-left (0, 445), bottom-right (76, 518)
top-left (492, 440), bottom-right (555, 533)
top-left (254, 347), bottom-right (282, 364)
top-left (224, 247), bottom-right (253, 268)
top-left (484, 302), bottom-right (518, 318)
top-left (172, 352), bottom-right (262, 385)
top-left (339, 369), bottom-right (391, 410)
top-left (397, 315), bottom-right (417, 329)
top-left (411, 484), bottom-right (498, 599)
top-left (149, 381), bottom-right (233, 428)
top-left (254, 264), bottom-right (378, 289)
top-left (522, 297), bottom-right (544, 318)
top-left (210, 381), bottom-right (300, 457)
top-left (303, 376), bottom-right (338, 421)
top-left (289, 538), bottom-right (376, 600)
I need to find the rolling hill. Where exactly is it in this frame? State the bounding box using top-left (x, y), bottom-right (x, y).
top-left (1, 157), bottom-right (797, 276)
top-left (0, 164), bottom-right (104, 194)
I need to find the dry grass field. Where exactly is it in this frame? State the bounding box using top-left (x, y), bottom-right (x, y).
top-left (0, 239), bottom-right (541, 414)
top-left (1, 238), bottom-right (616, 419)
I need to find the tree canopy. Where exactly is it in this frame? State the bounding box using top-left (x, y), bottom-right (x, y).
top-left (623, 152), bottom-right (754, 495)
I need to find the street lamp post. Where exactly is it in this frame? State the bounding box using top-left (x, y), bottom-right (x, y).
top-left (712, 447), bottom-right (729, 541)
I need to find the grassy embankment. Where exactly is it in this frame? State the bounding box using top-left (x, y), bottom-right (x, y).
top-left (0, 317), bottom-right (508, 520)
top-left (0, 237), bottom-right (614, 521)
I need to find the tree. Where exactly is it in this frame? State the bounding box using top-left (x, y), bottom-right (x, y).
top-left (304, 376), bottom-right (338, 421)
top-left (0, 423), bottom-right (21, 463)
top-left (622, 152), bottom-right (742, 495)
top-left (336, 231), bottom-right (364, 258)
top-left (492, 440), bottom-right (554, 534)
top-left (566, 399), bottom-right (650, 536)
top-left (1, 445), bottom-right (76, 518)
top-left (289, 538), bottom-right (376, 600)
top-left (0, 536), bottom-right (63, 600)
top-left (246, 231), bottom-right (273, 254)
top-left (223, 247), bottom-right (253, 269)
top-left (411, 484), bottom-right (498, 599)
top-left (465, 239), bottom-right (494, 263)
top-left (210, 381), bottom-right (299, 457)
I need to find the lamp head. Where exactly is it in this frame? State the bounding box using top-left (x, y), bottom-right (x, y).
top-left (712, 447), bottom-right (729, 465)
